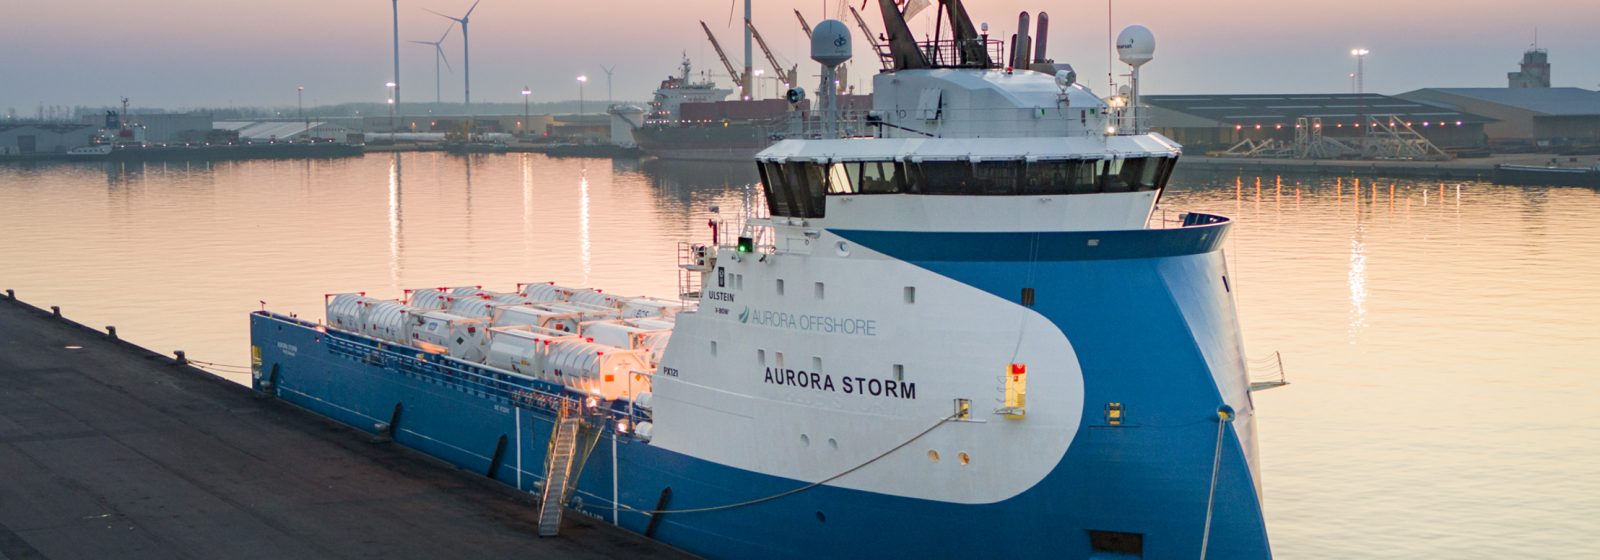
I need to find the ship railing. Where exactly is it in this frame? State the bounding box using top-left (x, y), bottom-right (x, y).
top-left (257, 311), bottom-right (652, 426)
top-left (850, 106), bottom-right (1159, 140)
top-left (876, 38), bottom-right (1008, 70)
top-left (1146, 209), bottom-right (1231, 230)
top-left (1248, 351), bottom-right (1290, 391)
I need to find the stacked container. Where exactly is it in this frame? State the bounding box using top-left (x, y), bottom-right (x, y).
top-left (326, 293), bottom-right (378, 332)
top-left (520, 282), bottom-right (576, 303)
top-left (410, 311), bottom-right (490, 362)
top-left (542, 338), bottom-right (652, 401)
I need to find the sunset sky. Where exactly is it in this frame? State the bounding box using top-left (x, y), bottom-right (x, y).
top-left (4, 0), bottom-right (1597, 110)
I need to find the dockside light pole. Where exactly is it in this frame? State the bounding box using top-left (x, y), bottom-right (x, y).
top-left (297, 85), bottom-right (306, 139)
top-left (522, 86), bottom-right (531, 139)
top-left (577, 75), bottom-right (588, 115)
top-left (1351, 48), bottom-right (1369, 93)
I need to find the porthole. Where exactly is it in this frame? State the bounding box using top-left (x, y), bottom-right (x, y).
top-left (927, 450), bottom-right (940, 462)
top-left (959, 452), bottom-right (971, 465)
top-left (828, 437), bottom-right (838, 450)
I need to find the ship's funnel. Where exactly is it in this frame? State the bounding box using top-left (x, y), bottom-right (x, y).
top-left (811, 19), bottom-right (853, 68)
top-left (1033, 12), bottom-right (1050, 63)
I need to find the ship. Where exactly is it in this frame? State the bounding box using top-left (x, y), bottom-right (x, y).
top-left (629, 55), bottom-right (791, 162)
top-left (250, 2), bottom-right (1273, 558)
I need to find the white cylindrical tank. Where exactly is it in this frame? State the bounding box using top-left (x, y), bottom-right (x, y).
top-left (520, 282), bottom-right (575, 302)
top-left (447, 295), bottom-right (497, 319)
top-left (628, 318), bottom-right (676, 330)
top-left (411, 311), bottom-right (490, 362)
top-left (633, 391), bottom-right (653, 411)
top-left (539, 302), bottom-right (620, 322)
top-left (568, 288), bottom-right (625, 309)
top-left (451, 286), bottom-right (488, 296)
top-left (326, 293), bottom-right (378, 332)
top-left (407, 288), bottom-right (453, 310)
top-left (542, 339), bottom-right (651, 401)
top-left (638, 331), bottom-right (672, 365)
top-left (486, 327), bottom-right (550, 376)
top-left (362, 300), bottom-right (415, 343)
top-left (492, 305), bottom-right (582, 333)
top-left (620, 297), bottom-right (686, 319)
top-left (581, 321), bottom-right (654, 349)
top-left (634, 421), bottom-right (653, 442)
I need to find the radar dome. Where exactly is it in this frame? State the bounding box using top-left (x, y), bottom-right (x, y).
top-left (811, 19), bottom-right (852, 68)
top-left (1115, 25), bottom-right (1155, 67)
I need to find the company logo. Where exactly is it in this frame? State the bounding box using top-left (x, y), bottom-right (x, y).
top-left (739, 306), bottom-right (877, 336)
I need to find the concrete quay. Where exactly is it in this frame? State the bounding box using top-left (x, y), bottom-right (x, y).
top-left (0, 293), bottom-right (688, 560)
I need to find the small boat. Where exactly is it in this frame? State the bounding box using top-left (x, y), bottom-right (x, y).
top-left (1494, 163), bottom-right (1600, 187)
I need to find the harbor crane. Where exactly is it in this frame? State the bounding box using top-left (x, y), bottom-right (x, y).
top-left (699, 20), bottom-right (745, 94)
top-left (746, 18), bottom-right (798, 91)
top-left (795, 9), bottom-right (813, 37)
top-left (849, 6), bottom-right (892, 70)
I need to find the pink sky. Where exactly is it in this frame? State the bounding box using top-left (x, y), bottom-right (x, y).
top-left (3, 0), bottom-right (1597, 109)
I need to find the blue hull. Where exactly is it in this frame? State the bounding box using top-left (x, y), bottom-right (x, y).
top-left (250, 219), bottom-right (1271, 559)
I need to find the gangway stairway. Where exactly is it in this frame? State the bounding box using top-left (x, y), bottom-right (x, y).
top-left (538, 405), bottom-right (601, 537)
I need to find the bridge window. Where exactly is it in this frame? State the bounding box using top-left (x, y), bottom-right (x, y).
top-left (825, 161), bottom-right (904, 194)
top-left (758, 156), bottom-right (1174, 213)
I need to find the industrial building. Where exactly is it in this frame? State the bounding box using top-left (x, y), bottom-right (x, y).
top-left (0, 123), bottom-right (97, 154)
top-left (214, 120), bottom-right (358, 142)
top-left (1396, 88), bottom-right (1600, 147)
top-left (1143, 93), bottom-right (1493, 155)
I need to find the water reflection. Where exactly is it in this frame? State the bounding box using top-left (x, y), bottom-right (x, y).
top-left (579, 167), bottom-right (591, 283)
top-left (1348, 224), bottom-right (1368, 342)
top-left (388, 153), bottom-right (404, 291)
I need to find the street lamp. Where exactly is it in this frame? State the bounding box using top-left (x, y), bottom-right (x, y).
top-left (753, 69), bottom-right (765, 99)
top-left (1350, 49), bottom-right (1369, 93)
top-left (521, 86), bottom-right (532, 139)
top-left (386, 82), bottom-right (397, 132)
top-left (577, 75), bottom-right (588, 115)
top-left (296, 85), bottom-right (305, 140)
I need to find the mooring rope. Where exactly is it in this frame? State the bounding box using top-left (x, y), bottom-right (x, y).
top-left (606, 413), bottom-right (957, 515)
top-left (1199, 405), bottom-right (1235, 560)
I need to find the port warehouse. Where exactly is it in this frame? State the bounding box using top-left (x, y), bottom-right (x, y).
top-left (0, 123), bottom-right (96, 154)
top-left (1146, 88), bottom-right (1600, 154)
top-left (1394, 88), bottom-right (1600, 148)
top-left (1142, 93), bottom-right (1494, 154)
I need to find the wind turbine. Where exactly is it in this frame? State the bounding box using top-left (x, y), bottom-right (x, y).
top-left (600, 65), bottom-right (615, 106)
top-left (409, 25), bottom-right (454, 103)
top-left (425, 0), bottom-right (481, 110)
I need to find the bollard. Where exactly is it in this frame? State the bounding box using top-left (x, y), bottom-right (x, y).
top-left (50, 305), bottom-right (61, 318)
top-left (106, 326), bottom-right (118, 340)
top-left (174, 350), bottom-right (188, 366)
top-left (4, 289), bottom-right (12, 300)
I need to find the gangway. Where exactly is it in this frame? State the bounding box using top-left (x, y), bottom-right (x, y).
top-left (538, 403), bottom-right (602, 537)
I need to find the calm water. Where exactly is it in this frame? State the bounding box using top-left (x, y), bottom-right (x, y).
top-left (2, 154), bottom-right (1596, 558)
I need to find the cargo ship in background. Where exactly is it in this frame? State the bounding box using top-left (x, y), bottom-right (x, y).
top-left (630, 55), bottom-right (792, 161)
top-left (631, 13), bottom-right (871, 162)
top-left (251, 2), bottom-right (1274, 558)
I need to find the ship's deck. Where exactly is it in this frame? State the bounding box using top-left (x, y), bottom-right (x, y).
top-left (0, 296), bottom-right (687, 560)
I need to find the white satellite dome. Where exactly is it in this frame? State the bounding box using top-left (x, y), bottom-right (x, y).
top-left (1116, 25), bottom-right (1155, 68)
top-left (811, 19), bottom-right (852, 68)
